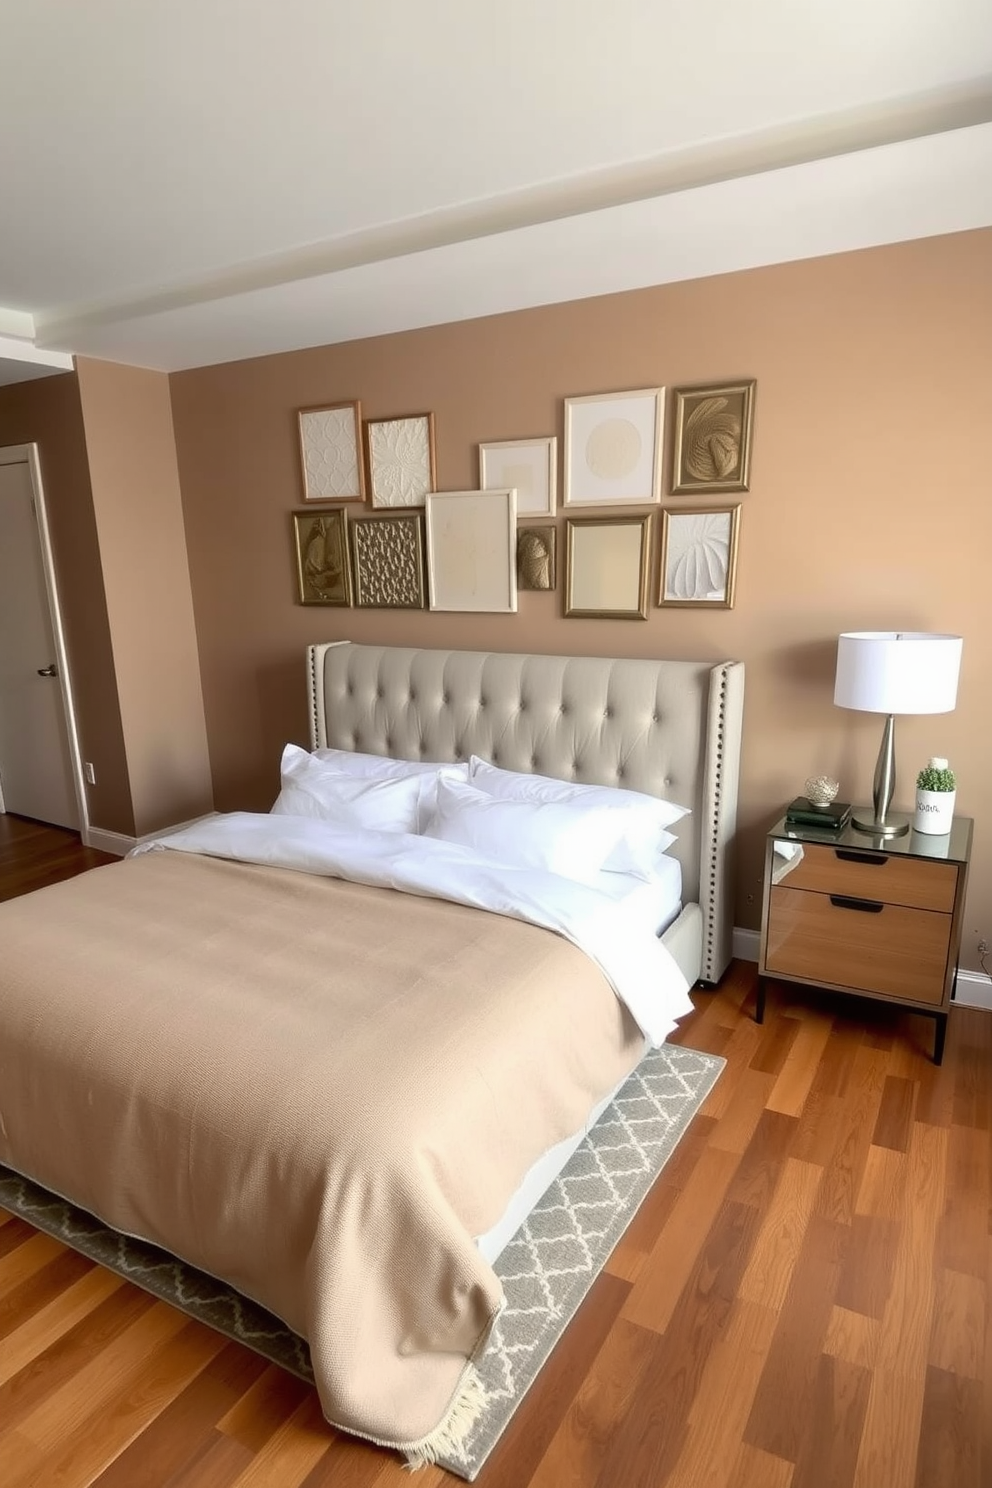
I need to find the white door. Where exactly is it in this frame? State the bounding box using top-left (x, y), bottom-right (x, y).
top-left (0, 458), bottom-right (79, 828)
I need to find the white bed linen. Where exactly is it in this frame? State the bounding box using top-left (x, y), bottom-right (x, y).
top-left (136, 811), bottom-right (694, 1046)
top-left (594, 856), bottom-right (683, 937)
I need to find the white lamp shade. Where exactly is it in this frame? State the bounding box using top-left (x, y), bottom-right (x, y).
top-left (834, 632), bottom-right (962, 715)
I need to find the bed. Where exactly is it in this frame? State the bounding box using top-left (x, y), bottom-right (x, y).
top-left (0, 642), bottom-right (743, 1464)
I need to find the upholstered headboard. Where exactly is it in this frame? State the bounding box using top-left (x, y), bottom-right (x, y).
top-left (307, 642), bottom-right (744, 984)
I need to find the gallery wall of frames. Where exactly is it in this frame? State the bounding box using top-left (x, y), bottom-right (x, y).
top-left (291, 381), bottom-right (755, 619)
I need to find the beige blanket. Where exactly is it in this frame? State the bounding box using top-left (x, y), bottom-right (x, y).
top-left (0, 851), bottom-right (642, 1452)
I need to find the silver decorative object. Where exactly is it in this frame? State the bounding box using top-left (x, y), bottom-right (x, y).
top-left (804, 775), bottom-right (840, 808)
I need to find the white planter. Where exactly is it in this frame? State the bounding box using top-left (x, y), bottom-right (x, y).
top-left (913, 788), bottom-right (955, 835)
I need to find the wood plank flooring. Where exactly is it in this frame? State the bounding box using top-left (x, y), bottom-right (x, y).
top-left (0, 815), bottom-right (989, 1486)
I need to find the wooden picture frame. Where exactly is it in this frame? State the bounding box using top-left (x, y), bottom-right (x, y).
top-left (349, 511), bottom-right (426, 609)
top-left (297, 401), bottom-right (364, 502)
top-left (658, 505), bottom-right (741, 608)
top-left (670, 380), bottom-right (755, 494)
top-left (425, 489), bottom-right (517, 612)
top-left (366, 412), bottom-right (437, 508)
top-left (293, 508), bottom-right (351, 606)
top-left (564, 514), bottom-right (652, 619)
top-left (479, 436), bottom-right (557, 517)
top-left (563, 388), bottom-right (664, 508)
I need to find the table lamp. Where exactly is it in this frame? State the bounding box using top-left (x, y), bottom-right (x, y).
top-left (833, 631), bottom-right (962, 837)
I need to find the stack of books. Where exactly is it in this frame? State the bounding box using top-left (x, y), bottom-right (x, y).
top-left (785, 796), bottom-right (852, 831)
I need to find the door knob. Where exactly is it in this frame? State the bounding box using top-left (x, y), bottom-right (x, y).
top-left (37, 664), bottom-right (57, 677)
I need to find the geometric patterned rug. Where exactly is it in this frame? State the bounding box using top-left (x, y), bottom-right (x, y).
top-left (0, 1042), bottom-right (722, 1481)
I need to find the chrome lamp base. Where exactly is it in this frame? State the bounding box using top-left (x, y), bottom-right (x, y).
top-left (851, 809), bottom-right (910, 838)
top-left (851, 712), bottom-right (910, 837)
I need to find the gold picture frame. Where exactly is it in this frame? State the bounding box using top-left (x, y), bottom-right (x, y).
top-left (658, 505), bottom-right (740, 608)
top-left (564, 514), bottom-right (652, 620)
top-left (365, 412), bottom-right (437, 508)
top-left (670, 380), bottom-right (755, 494)
top-left (517, 525), bottom-right (556, 590)
top-left (350, 511), bottom-right (426, 609)
top-left (297, 400), bottom-right (365, 502)
top-left (292, 508), bottom-right (351, 606)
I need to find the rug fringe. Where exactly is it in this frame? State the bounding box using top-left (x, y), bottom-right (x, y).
top-left (402, 1365), bottom-right (487, 1471)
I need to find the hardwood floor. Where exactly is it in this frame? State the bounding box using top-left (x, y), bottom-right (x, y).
top-left (0, 817), bottom-right (989, 1486)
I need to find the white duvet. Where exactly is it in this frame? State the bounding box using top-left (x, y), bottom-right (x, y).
top-left (137, 812), bottom-right (694, 1046)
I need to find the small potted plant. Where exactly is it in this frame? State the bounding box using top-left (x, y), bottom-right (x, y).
top-left (914, 757), bottom-right (956, 835)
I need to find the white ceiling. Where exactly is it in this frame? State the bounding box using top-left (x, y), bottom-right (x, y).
top-left (1, 1), bottom-right (991, 380)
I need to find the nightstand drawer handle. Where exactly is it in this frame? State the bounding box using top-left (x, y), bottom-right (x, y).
top-left (830, 894), bottom-right (884, 914)
top-left (835, 850), bottom-right (885, 866)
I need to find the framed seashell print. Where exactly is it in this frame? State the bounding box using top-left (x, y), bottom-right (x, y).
top-left (670, 380), bottom-right (755, 494)
top-left (658, 505), bottom-right (740, 608)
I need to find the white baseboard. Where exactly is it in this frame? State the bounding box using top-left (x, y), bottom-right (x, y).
top-left (82, 826), bottom-right (135, 856)
top-left (83, 811), bottom-right (218, 857)
top-left (730, 925), bottom-right (991, 1012)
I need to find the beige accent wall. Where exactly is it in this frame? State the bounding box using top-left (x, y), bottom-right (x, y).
top-left (76, 359), bottom-right (213, 837)
top-left (0, 372), bottom-right (134, 834)
top-left (169, 229), bottom-right (991, 967)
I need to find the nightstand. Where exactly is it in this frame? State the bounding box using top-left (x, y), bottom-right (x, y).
top-left (757, 812), bottom-right (973, 1063)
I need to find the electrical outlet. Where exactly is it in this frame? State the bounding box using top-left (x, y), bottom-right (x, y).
top-left (979, 938), bottom-right (989, 958)
top-left (84, 762), bottom-right (96, 786)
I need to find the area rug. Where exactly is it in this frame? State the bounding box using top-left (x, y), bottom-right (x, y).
top-left (0, 1041), bottom-right (722, 1480)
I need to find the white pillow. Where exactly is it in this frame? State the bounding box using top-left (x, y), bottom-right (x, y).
top-left (271, 745), bottom-right (424, 833)
top-left (274, 746), bottom-right (467, 830)
top-left (424, 775), bottom-right (634, 887)
top-left (467, 757), bottom-right (686, 880)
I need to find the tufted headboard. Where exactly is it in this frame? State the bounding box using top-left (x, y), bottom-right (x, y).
top-left (307, 642), bottom-right (744, 985)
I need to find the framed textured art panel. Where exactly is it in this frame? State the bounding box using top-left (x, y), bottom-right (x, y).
top-left (425, 489), bottom-right (517, 613)
top-left (516, 525), bottom-right (556, 591)
top-left (659, 505), bottom-right (740, 608)
top-left (298, 401), bottom-right (364, 502)
top-left (293, 508), bottom-right (352, 606)
top-left (670, 380), bottom-right (755, 494)
top-left (563, 388), bottom-right (663, 508)
top-left (479, 436), bottom-right (557, 517)
top-left (366, 413), bottom-right (437, 508)
top-left (350, 511), bottom-right (426, 609)
top-left (564, 514), bottom-right (652, 619)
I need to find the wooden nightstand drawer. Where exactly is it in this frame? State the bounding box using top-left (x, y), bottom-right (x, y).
top-left (771, 841), bottom-right (957, 913)
top-left (765, 886), bottom-right (952, 1005)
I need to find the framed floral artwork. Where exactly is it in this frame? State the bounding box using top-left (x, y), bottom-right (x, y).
top-left (658, 505), bottom-right (740, 607)
top-left (297, 401), bottom-right (364, 502)
top-left (366, 412), bottom-right (437, 508)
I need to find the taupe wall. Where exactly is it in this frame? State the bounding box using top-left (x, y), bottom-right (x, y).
top-left (0, 372), bottom-right (134, 834)
top-left (76, 359), bottom-right (214, 837)
top-left (170, 228), bottom-right (992, 965)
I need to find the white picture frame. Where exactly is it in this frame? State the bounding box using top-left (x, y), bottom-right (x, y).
top-left (425, 489), bottom-right (518, 613)
top-left (479, 436), bottom-right (557, 517)
top-left (298, 401), bottom-right (364, 502)
top-left (563, 387), bottom-right (664, 508)
top-left (366, 412), bottom-right (436, 508)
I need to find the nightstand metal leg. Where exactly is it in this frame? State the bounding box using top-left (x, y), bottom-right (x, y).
top-left (932, 1013), bottom-right (947, 1066)
top-left (755, 977), bottom-right (766, 1025)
